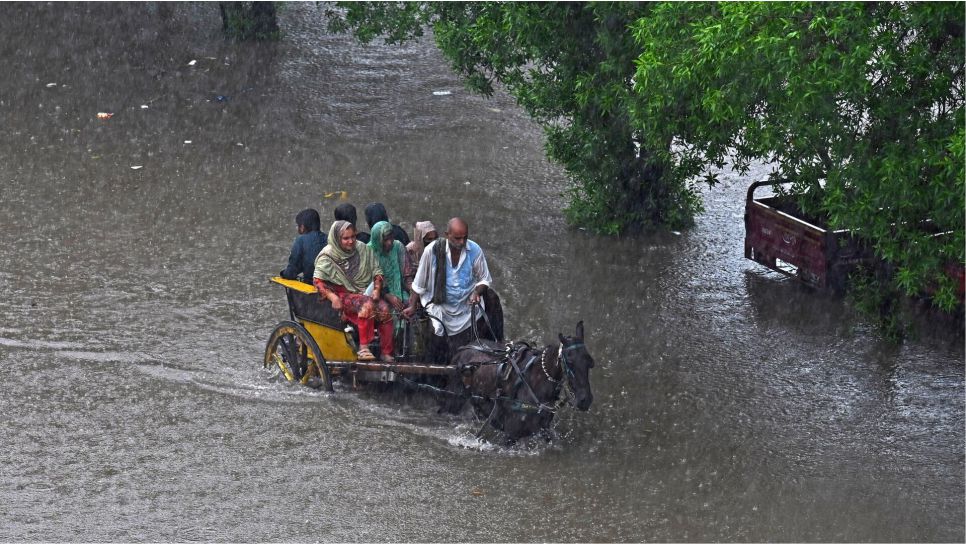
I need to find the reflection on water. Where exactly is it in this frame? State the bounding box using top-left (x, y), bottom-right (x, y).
top-left (0, 3), bottom-right (962, 542)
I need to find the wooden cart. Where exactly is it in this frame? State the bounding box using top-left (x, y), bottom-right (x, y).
top-left (263, 277), bottom-right (459, 392)
top-left (744, 180), bottom-right (875, 292)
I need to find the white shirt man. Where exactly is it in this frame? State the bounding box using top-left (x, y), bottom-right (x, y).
top-left (411, 218), bottom-right (492, 337)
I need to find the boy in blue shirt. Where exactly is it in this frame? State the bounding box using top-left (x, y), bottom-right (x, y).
top-left (280, 208), bottom-right (326, 284)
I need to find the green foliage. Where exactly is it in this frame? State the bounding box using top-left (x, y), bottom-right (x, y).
top-left (329, 2), bottom-right (702, 233)
top-left (329, 1), bottom-right (964, 323)
top-left (848, 266), bottom-right (908, 342)
top-left (633, 2), bottom-right (964, 316)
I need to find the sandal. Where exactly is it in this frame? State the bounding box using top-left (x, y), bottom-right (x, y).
top-left (356, 347), bottom-right (375, 361)
top-left (380, 354), bottom-right (395, 363)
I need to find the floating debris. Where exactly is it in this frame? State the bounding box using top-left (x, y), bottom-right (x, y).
top-left (470, 486), bottom-right (485, 497)
top-left (96, 112), bottom-right (114, 120)
top-left (45, 83), bottom-right (57, 88)
top-left (187, 59), bottom-right (197, 66)
top-left (184, 140), bottom-right (192, 144)
top-left (130, 165), bottom-right (143, 170)
top-left (140, 105), bottom-right (149, 109)
top-left (432, 90), bottom-right (452, 96)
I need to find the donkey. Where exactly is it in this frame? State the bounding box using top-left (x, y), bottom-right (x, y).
top-left (447, 321), bottom-right (595, 443)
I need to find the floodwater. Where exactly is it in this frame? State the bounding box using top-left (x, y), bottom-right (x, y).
top-left (1, 4), bottom-right (962, 542)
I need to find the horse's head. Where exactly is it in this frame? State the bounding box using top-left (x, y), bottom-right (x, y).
top-left (558, 321), bottom-right (594, 411)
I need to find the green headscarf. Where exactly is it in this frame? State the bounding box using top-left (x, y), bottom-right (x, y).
top-left (367, 221), bottom-right (408, 303)
top-left (314, 220), bottom-right (382, 293)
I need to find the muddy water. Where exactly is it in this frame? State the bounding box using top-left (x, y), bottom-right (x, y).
top-left (0, 3), bottom-right (962, 542)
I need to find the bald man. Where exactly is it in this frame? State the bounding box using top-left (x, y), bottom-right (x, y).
top-left (411, 217), bottom-right (498, 360)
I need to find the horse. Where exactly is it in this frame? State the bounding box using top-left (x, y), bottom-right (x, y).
top-left (445, 321), bottom-right (595, 444)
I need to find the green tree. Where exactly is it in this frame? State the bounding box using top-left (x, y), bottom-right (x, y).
top-left (329, 2), bottom-right (701, 233)
top-left (632, 2), bottom-right (964, 313)
top-left (330, 1), bottom-right (963, 322)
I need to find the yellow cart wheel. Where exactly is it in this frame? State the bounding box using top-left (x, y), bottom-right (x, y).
top-left (263, 320), bottom-right (333, 392)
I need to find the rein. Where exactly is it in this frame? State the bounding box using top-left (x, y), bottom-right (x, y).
top-left (492, 342), bottom-right (581, 413)
top-left (444, 338), bottom-right (587, 439)
top-left (452, 341), bottom-right (562, 413)
top-left (470, 303), bottom-right (498, 346)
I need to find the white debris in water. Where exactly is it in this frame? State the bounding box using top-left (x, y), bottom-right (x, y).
top-left (130, 165), bottom-right (143, 170)
top-left (432, 90), bottom-right (451, 96)
top-left (464, 181), bottom-right (470, 185)
top-left (671, 231), bottom-right (681, 235)
top-left (187, 59), bottom-right (197, 66)
top-left (46, 83), bottom-right (56, 88)
top-left (184, 140), bottom-right (192, 144)
top-left (140, 105), bottom-right (149, 109)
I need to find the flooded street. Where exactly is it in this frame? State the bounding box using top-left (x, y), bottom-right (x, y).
top-left (1, 4), bottom-right (962, 542)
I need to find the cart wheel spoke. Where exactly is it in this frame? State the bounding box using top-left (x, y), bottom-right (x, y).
top-left (275, 337), bottom-right (297, 382)
top-left (263, 321), bottom-right (333, 392)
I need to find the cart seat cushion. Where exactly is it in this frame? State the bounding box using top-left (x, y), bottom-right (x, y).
top-left (290, 289), bottom-right (344, 329)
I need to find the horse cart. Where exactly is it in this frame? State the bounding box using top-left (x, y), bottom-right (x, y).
top-left (263, 277), bottom-right (595, 442)
top-left (263, 277), bottom-right (457, 392)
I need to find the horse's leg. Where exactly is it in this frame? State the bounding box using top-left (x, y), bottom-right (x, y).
top-left (474, 397), bottom-right (501, 438)
top-left (538, 414), bottom-right (558, 442)
top-left (499, 407), bottom-right (554, 444)
top-left (436, 367), bottom-right (471, 414)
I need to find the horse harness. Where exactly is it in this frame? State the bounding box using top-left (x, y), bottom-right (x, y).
top-left (396, 339), bottom-right (582, 438)
top-left (453, 340), bottom-right (584, 436)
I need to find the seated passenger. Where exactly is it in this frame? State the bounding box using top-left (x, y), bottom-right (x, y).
top-left (334, 203), bottom-right (369, 243)
top-left (313, 220), bottom-right (394, 362)
top-left (280, 208), bottom-right (326, 284)
top-left (364, 202), bottom-right (410, 246)
top-left (404, 221), bottom-right (438, 317)
top-left (412, 217), bottom-right (501, 361)
top-left (406, 221), bottom-right (438, 262)
top-left (367, 221), bottom-right (414, 336)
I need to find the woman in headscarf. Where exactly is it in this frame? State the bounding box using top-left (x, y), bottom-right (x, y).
top-left (406, 221), bottom-right (438, 264)
top-left (403, 221), bottom-right (438, 318)
top-left (313, 220), bottom-right (394, 361)
top-left (367, 221), bottom-right (412, 333)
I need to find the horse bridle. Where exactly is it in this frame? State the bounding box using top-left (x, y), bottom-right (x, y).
top-left (540, 341), bottom-right (584, 406)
